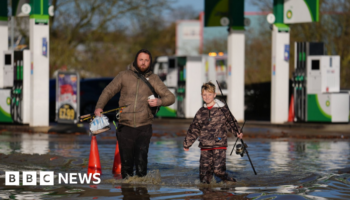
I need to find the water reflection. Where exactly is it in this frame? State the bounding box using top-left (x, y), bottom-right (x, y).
top-left (183, 140), bottom-right (201, 167)
top-left (21, 134), bottom-right (49, 155)
top-left (0, 190), bottom-right (56, 200)
top-left (198, 188), bottom-right (235, 199)
top-left (0, 134), bottom-right (349, 175)
top-left (0, 132), bottom-right (349, 199)
top-left (0, 134), bottom-right (12, 154)
top-left (120, 185), bottom-right (150, 200)
top-left (269, 141), bottom-right (289, 170)
top-left (317, 141), bottom-right (350, 171)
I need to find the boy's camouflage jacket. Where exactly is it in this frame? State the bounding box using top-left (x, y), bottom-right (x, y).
top-left (183, 99), bottom-right (241, 149)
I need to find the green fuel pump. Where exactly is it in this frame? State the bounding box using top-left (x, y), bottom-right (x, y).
top-left (293, 42), bottom-right (349, 123)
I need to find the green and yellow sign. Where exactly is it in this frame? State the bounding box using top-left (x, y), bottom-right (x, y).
top-left (283, 0), bottom-right (319, 24)
top-left (0, 0), bottom-right (8, 21)
top-left (30, 0), bottom-right (49, 24)
top-left (204, 0), bottom-right (244, 30)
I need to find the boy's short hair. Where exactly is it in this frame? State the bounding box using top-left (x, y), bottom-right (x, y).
top-left (201, 81), bottom-right (216, 93)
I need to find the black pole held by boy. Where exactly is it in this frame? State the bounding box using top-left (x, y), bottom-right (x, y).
top-left (216, 80), bottom-right (257, 175)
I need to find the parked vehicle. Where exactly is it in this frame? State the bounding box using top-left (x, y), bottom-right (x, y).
top-left (49, 78), bottom-right (120, 122)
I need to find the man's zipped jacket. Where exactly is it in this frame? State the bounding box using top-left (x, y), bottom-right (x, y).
top-left (95, 64), bottom-right (175, 128)
top-left (183, 99), bottom-right (241, 149)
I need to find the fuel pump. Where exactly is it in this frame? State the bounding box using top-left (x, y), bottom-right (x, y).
top-left (0, 0), bottom-right (50, 126)
top-left (1, 50), bottom-right (31, 124)
top-left (293, 42), bottom-right (349, 123)
top-left (153, 56), bottom-right (206, 118)
top-left (293, 42), bottom-right (308, 122)
top-left (11, 51), bottom-right (24, 123)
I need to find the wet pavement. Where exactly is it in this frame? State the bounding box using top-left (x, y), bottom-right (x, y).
top-left (0, 123), bottom-right (349, 199)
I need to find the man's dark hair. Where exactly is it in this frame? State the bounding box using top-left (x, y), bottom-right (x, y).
top-left (133, 49), bottom-right (153, 74)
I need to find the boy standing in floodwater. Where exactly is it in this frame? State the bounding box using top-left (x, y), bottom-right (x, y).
top-left (183, 82), bottom-right (243, 184)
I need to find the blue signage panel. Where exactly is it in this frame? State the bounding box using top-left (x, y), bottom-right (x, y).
top-left (284, 44), bottom-right (290, 61)
top-left (42, 38), bottom-right (47, 57)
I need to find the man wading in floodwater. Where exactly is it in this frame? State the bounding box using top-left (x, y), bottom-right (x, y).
top-left (94, 49), bottom-right (175, 179)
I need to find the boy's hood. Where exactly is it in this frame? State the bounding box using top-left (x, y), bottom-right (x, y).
top-left (203, 99), bottom-right (225, 108)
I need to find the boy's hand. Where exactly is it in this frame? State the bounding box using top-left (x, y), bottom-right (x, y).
top-left (183, 148), bottom-right (189, 151)
top-left (237, 132), bottom-right (243, 139)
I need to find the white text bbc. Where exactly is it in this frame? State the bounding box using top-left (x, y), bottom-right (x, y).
top-left (5, 171), bottom-right (101, 186)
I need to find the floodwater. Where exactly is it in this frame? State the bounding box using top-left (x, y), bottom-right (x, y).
top-left (0, 124), bottom-right (349, 199)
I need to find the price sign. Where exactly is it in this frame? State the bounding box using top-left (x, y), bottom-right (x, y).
top-left (58, 104), bottom-right (76, 120)
top-left (56, 72), bottom-right (80, 124)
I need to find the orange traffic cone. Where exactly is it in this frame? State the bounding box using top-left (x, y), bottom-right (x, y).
top-left (88, 135), bottom-right (102, 176)
top-left (288, 95), bottom-right (294, 122)
top-left (112, 141), bottom-right (122, 174)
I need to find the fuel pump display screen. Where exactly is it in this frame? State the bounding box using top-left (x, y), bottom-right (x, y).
top-left (5, 54), bottom-right (11, 65)
top-left (311, 60), bottom-right (320, 70)
top-left (169, 58), bottom-right (175, 69)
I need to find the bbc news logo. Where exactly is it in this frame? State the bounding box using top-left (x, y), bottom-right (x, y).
top-left (5, 171), bottom-right (101, 186)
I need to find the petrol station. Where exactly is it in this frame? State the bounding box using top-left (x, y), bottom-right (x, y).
top-left (154, 0), bottom-right (349, 124)
top-left (0, 0), bottom-right (350, 199)
top-left (0, 0), bottom-right (349, 127)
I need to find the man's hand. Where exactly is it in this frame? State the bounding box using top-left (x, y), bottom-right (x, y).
top-left (148, 98), bottom-right (162, 107)
top-left (183, 148), bottom-right (189, 151)
top-left (237, 132), bottom-right (243, 139)
top-left (94, 108), bottom-right (103, 117)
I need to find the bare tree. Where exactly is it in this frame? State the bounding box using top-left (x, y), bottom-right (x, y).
top-left (48, 0), bottom-right (172, 77)
top-left (202, 37), bottom-right (227, 54)
top-left (249, 0), bottom-right (273, 12)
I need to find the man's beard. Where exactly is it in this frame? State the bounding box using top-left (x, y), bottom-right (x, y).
top-left (138, 64), bottom-right (149, 72)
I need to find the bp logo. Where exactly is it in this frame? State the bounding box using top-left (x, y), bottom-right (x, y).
top-left (286, 10), bottom-right (292, 19)
top-left (6, 97), bottom-right (10, 105)
top-left (326, 100), bottom-right (330, 107)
